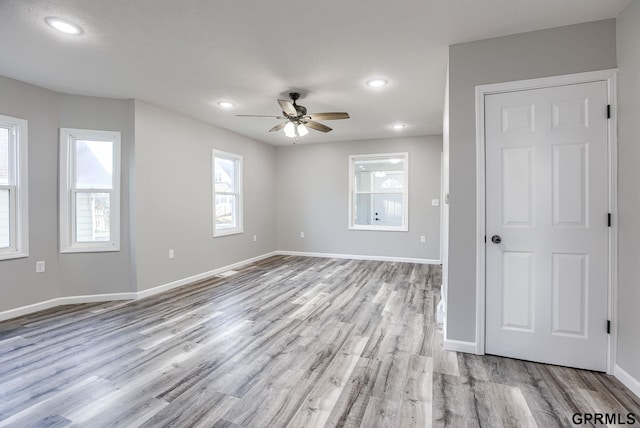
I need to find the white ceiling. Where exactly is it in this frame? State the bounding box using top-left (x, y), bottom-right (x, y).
top-left (0, 0), bottom-right (630, 146)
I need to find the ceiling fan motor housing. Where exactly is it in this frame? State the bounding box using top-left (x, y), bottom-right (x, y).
top-left (288, 92), bottom-right (307, 117)
top-left (294, 105), bottom-right (307, 116)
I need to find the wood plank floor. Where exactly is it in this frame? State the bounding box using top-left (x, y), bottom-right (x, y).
top-left (0, 255), bottom-right (638, 427)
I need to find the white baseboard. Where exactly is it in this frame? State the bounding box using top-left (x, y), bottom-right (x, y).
top-left (444, 338), bottom-right (478, 354)
top-left (137, 251), bottom-right (279, 299)
top-left (58, 292), bottom-right (137, 304)
top-left (0, 292), bottom-right (136, 322)
top-left (277, 250), bottom-right (440, 265)
top-left (0, 298), bottom-right (63, 322)
top-left (0, 250), bottom-right (435, 322)
top-left (0, 252), bottom-right (279, 322)
top-left (614, 364), bottom-right (640, 399)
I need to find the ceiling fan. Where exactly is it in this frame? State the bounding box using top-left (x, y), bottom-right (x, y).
top-left (236, 92), bottom-right (350, 140)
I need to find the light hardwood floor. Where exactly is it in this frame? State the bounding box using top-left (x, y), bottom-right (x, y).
top-left (0, 256), bottom-right (638, 427)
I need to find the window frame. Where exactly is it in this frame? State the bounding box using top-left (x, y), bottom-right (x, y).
top-left (59, 128), bottom-right (121, 253)
top-left (0, 114), bottom-right (29, 261)
top-left (348, 152), bottom-right (409, 232)
top-left (212, 149), bottom-right (243, 237)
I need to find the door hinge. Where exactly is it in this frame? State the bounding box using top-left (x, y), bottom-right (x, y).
top-left (484, 235), bottom-right (487, 243)
top-left (607, 320), bottom-right (611, 334)
top-left (607, 105), bottom-right (611, 119)
top-left (608, 213), bottom-right (612, 227)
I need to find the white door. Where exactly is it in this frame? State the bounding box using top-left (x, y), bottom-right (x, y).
top-left (485, 81), bottom-right (609, 371)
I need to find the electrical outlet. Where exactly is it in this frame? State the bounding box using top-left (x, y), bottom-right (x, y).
top-left (432, 199), bottom-right (440, 206)
top-left (253, 235), bottom-right (257, 242)
top-left (36, 261), bottom-right (45, 273)
top-left (300, 232), bottom-right (305, 238)
top-left (169, 249), bottom-right (175, 259)
top-left (420, 235), bottom-right (426, 243)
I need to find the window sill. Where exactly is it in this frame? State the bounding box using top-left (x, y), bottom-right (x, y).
top-left (214, 229), bottom-right (243, 238)
top-left (349, 225), bottom-right (409, 232)
top-left (60, 245), bottom-right (120, 254)
top-left (0, 251), bottom-right (29, 261)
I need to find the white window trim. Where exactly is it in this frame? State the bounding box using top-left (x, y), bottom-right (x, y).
top-left (0, 114), bottom-right (28, 261)
top-left (348, 152), bottom-right (409, 232)
top-left (59, 128), bottom-right (121, 253)
top-left (212, 149), bottom-right (243, 237)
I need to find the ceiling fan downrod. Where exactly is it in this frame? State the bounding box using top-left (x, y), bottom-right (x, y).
top-left (287, 92), bottom-right (307, 117)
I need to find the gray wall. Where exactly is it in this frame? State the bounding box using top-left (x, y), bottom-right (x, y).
top-left (616, 1), bottom-right (640, 382)
top-left (0, 78), bottom-right (279, 310)
top-left (57, 94), bottom-right (135, 296)
top-left (0, 76), bottom-right (135, 311)
top-left (447, 19), bottom-right (617, 343)
top-left (0, 76), bottom-right (60, 311)
top-left (133, 101), bottom-right (277, 292)
top-left (276, 136), bottom-right (442, 260)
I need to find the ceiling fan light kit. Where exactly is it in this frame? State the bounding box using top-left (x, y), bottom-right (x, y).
top-left (237, 92), bottom-right (350, 143)
top-left (296, 123), bottom-right (309, 137)
top-left (283, 122), bottom-right (296, 137)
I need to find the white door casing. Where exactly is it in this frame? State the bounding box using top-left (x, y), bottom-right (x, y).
top-left (484, 81), bottom-right (610, 371)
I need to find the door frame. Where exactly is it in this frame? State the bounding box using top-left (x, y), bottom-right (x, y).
top-left (474, 69), bottom-right (618, 374)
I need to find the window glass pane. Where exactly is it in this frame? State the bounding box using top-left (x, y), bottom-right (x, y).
top-left (375, 171), bottom-right (404, 191)
top-left (374, 193), bottom-right (404, 226)
top-left (353, 193), bottom-right (372, 225)
top-left (215, 194), bottom-right (236, 229)
top-left (0, 189), bottom-right (9, 248)
top-left (0, 128), bottom-right (8, 185)
top-left (75, 140), bottom-right (113, 189)
top-left (214, 157), bottom-right (236, 192)
top-left (75, 192), bottom-right (111, 242)
top-left (354, 193), bottom-right (404, 227)
top-left (355, 171), bottom-right (372, 192)
top-left (354, 158), bottom-right (404, 192)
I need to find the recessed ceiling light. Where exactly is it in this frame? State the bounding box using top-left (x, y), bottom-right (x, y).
top-left (392, 123), bottom-right (406, 130)
top-left (367, 79), bottom-right (388, 88)
top-left (217, 101), bottom-right (235, 109)
top-left (45, 17), bottom-right (82, 35)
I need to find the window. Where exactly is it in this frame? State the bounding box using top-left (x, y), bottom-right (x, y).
top-left (349, 152), bottom-right (408, 231)
top-left (213, 150), bottom-right (242, 236)
top-left (60, 128), bottom-right (121, 253)
top-left (0, 114), bottom-right (28, 260)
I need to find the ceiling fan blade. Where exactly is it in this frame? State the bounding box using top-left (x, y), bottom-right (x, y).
top-left (236, 114), bottom-right (285, 119)
top-left (278, 99), bottom-right (298, 117)
top-left (269, 121), bottom-right (289, 132)
top-left (303, 120), bottom-right (332, 133)
top-left (306, 112), bottom-right (350, 121)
